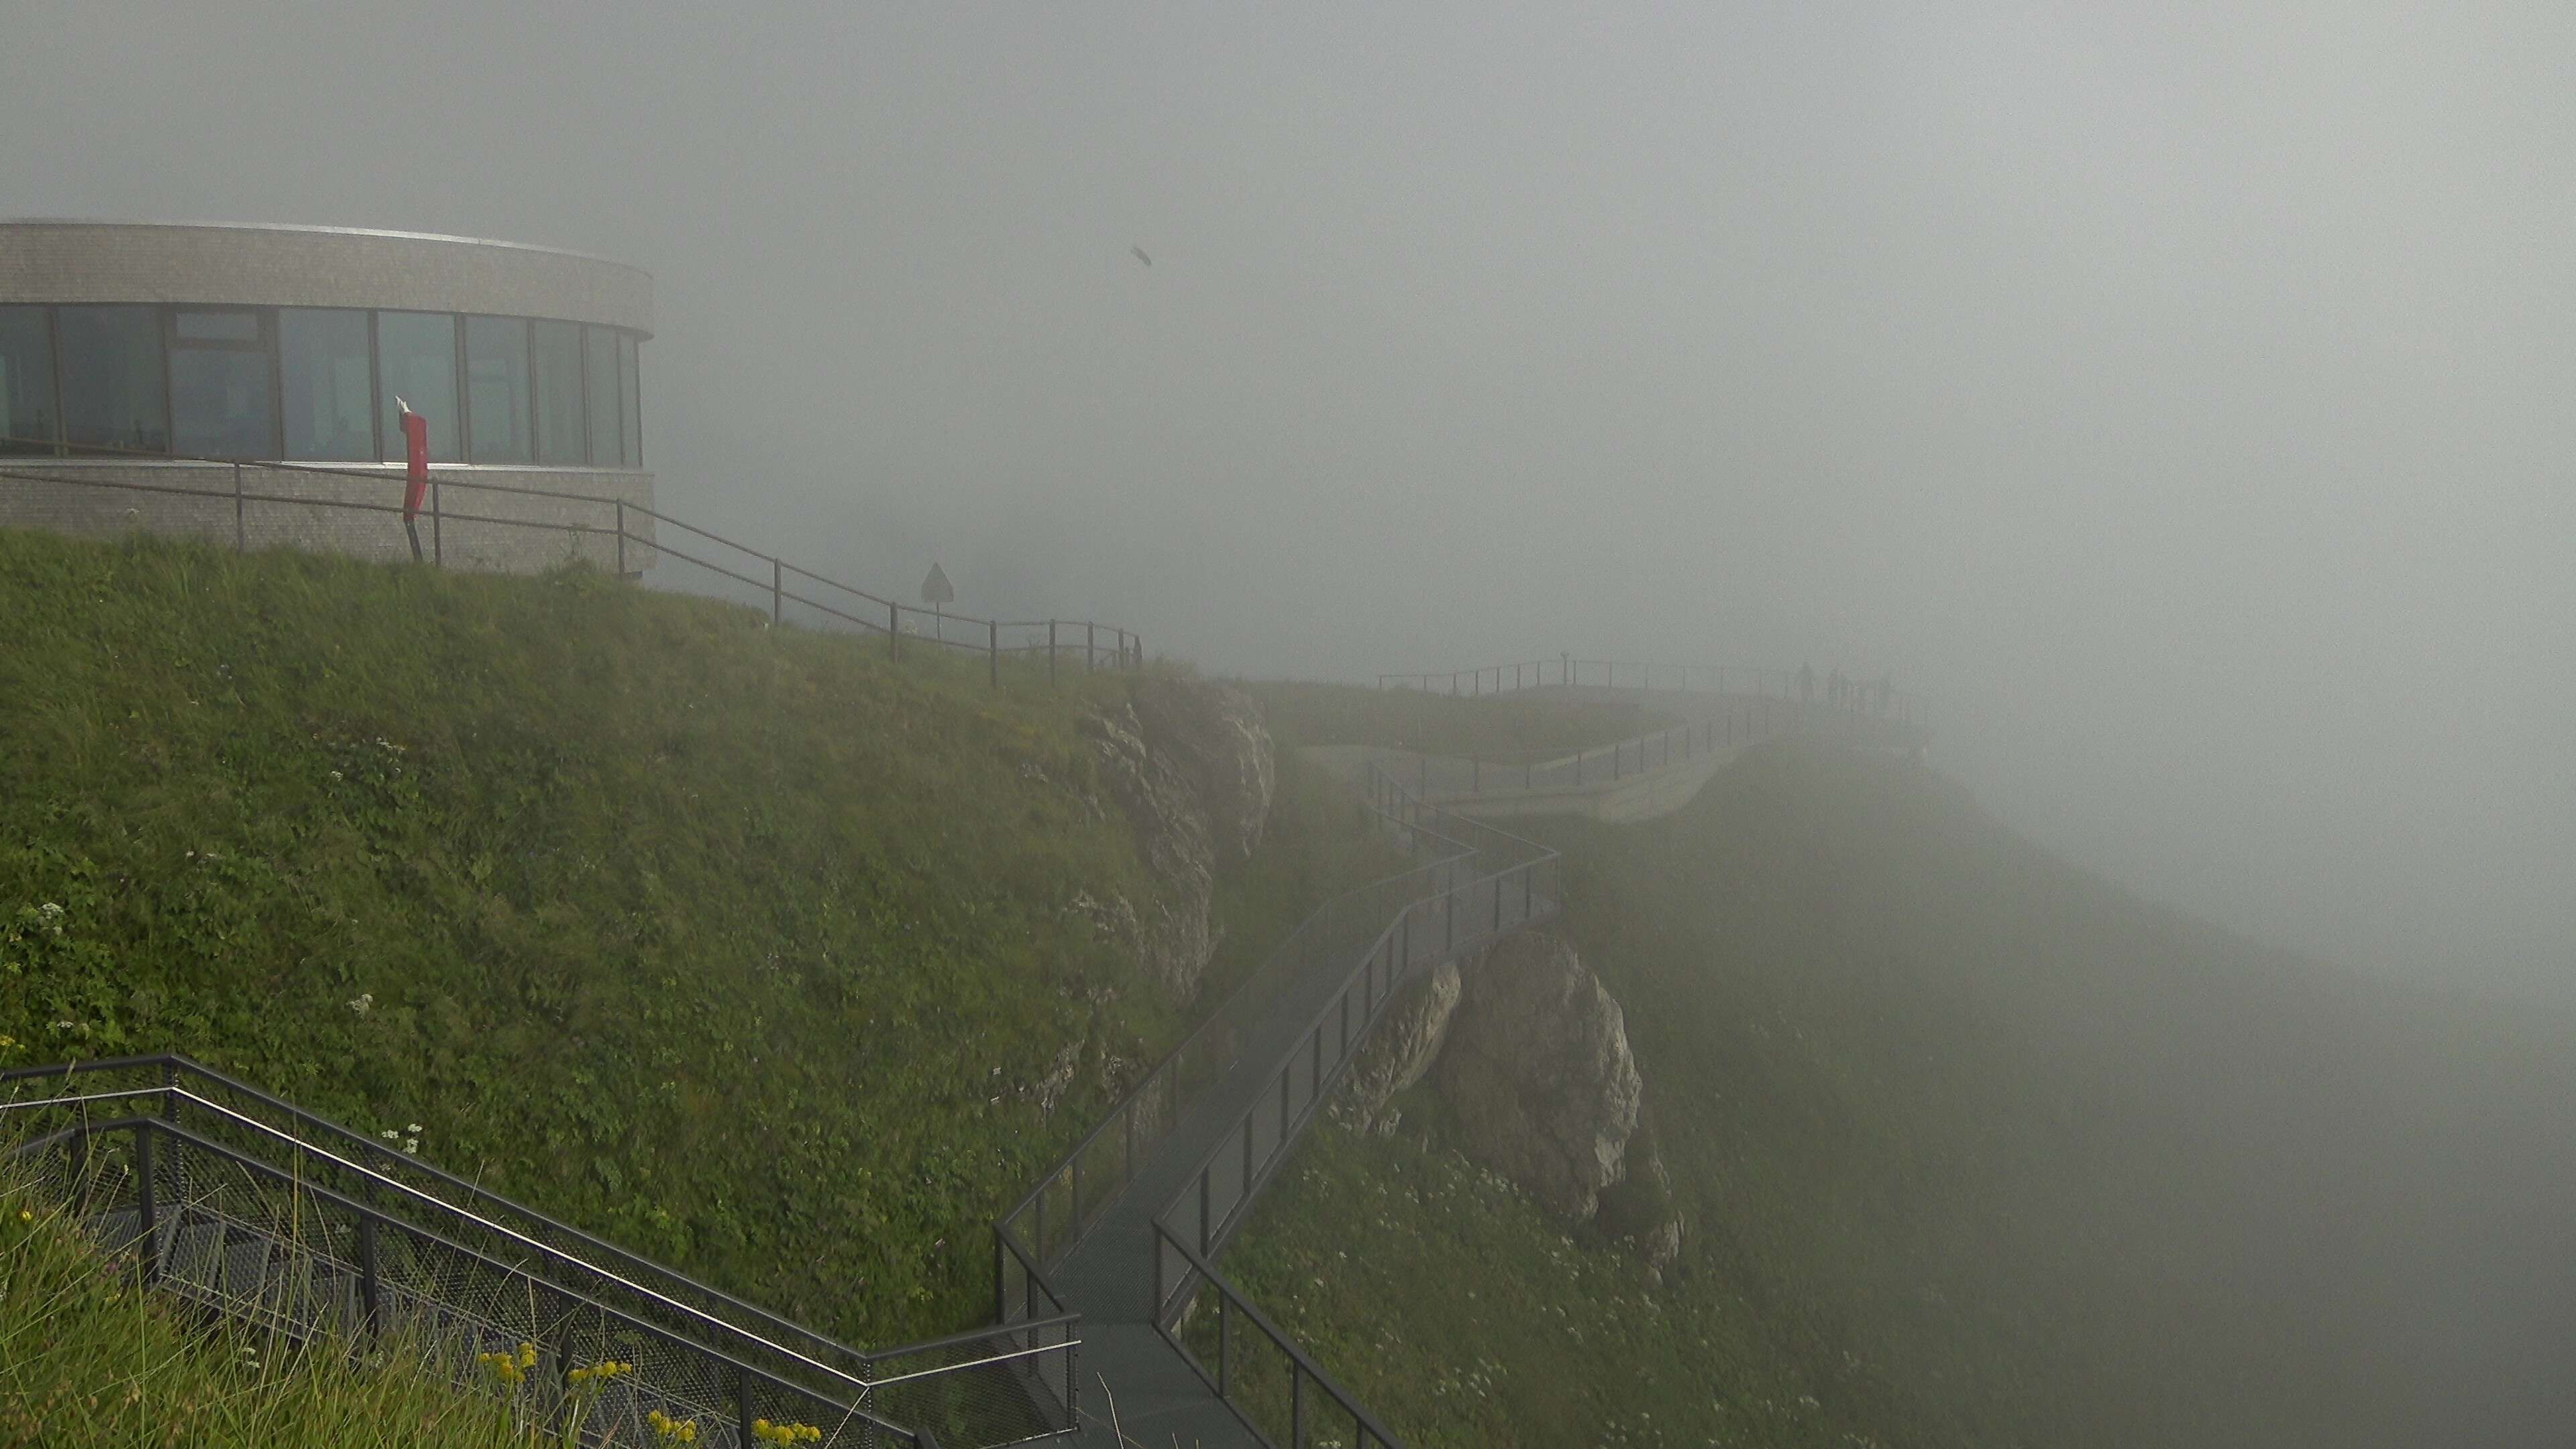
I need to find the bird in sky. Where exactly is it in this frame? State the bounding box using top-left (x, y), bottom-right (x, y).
top-left (1130, 244), bottom-right (1152, 268)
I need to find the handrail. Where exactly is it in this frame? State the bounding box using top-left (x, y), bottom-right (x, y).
top-left (0, 438), bottom-right (1143, 683)
top-left (0, 1075), bottom-right (879, 1393)
top-left (1377, 653), bottom-right (1928, 727)
top-left (6, 1106), bottom-right (936, 1446)
top-left (0, 1054), bottom-right (875, 1372)
top-left (1, 1059), bottom-right (1083, 1447)
top-left (1152, 1222), bottom-right (1402, 1449)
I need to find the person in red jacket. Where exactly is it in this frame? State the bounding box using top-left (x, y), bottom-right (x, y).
top-left (396, 396), bottom-right (430, 561)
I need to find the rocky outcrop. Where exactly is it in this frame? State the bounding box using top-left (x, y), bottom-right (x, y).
top-left (1082, 678), bottom-right (1276, 1002)
top-left (1593, 1112), bottom-right (1685, 1285)
top-left (1130, 678), bottom-right (1275, 864)
top-left (1434, 930), bottom-right (1644, 1221)
top-left (1342, 958), bottom-right (1461, 1133)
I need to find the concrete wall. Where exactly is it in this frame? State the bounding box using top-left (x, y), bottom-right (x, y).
top-left (0, 221), bottom-right (652, 335)
top-left (0, 461), bottom-right (656, 574)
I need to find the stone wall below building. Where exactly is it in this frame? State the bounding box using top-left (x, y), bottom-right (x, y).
top-left (0, 461), bottom-right (655, 575)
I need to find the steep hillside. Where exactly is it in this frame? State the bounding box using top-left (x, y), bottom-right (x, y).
top-left (0, 529), bottom-right (1375, 1354)
top-left (1229, 736), bottom-right (2576, 1447)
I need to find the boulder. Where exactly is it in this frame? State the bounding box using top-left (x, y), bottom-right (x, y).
top-left (1434, 930), bottom-right (1643, 1220)
top-left (1342, 958), bottom-right (1462, 1132)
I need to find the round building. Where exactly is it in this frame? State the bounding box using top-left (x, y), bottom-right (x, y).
top-left (0, 220), bottom-right (653, 572)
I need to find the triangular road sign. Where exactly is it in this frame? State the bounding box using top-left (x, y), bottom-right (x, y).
top-left (920, 561), bottom-right (955, 606)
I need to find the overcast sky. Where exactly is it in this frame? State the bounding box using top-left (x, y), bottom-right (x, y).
top-left (6, 1), bottom-right (2569, 996)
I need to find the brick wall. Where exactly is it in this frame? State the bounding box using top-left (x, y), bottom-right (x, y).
top-left (0, 462), bottom-right (657, 574)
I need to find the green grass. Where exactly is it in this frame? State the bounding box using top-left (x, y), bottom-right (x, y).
top-left (0, 1163), bottom-right (545, 1449)
top-left (1225, 736), bottom-right (2576, 1448)
top-left (0, 528), bottom-right (1358, 1356)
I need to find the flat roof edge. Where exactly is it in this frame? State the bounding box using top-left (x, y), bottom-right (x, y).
top-left (0, 219), bottom-right (650, 278)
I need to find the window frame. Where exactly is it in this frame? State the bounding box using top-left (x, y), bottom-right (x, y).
top-left (164, 306), bottom-right (282, 460)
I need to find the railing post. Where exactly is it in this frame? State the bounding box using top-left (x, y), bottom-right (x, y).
top-left (133, 1124), bottom-right (158, 1285)
top-left (360, 1212), bottom-right (382, 1338)
top-left (771, 556), bottom-right (783, 624)
top-left (989, 619), bottom-right (1000, 688)
top-left (614, 499), bottom-right (626, 576)
top-left (1087, 621), bottom-right (1097, 674)
top-left (1293, 1363), bottom-right (1306, 1448)
top-left (737, 1364), bottom-right (756, 1448)
top-left (232, 461), bottom-right (244, 551)
top-left (890, 600), bottom-right (900, 658)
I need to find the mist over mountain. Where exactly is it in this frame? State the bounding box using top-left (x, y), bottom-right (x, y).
top-left (6, 3), bottom-right (2570, 996)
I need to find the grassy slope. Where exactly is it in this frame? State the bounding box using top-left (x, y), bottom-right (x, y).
top-left (0, 529), bottom-right (1356, 1356)
top-left (1230, 733), bottom-right (2576, 1448)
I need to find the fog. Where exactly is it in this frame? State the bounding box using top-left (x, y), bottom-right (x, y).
top-left (6, 2), bottom-right (2570, 997)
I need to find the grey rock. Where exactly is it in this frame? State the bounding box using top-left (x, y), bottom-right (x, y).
top-left (1130, 678), bottom-right (1275, 864)
top-left (1434, 931), bottom-right (1643, 1220)
top-left (1082, 678), bottom-right (1277, 1002)
top-left (1342, 958), bottom-right (1462, 1131)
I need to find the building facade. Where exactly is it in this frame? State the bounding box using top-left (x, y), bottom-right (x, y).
top-left (0, 220), bottom-right (652, 572)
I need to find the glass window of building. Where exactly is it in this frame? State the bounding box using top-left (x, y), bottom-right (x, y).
top-left (279, 309), bottom-right (374, 460)
top-left (619, 334), bottom-right (641, 467)
top-left (531, 320), bottom-right (584, 466)
top-left (584, 325), bottom-right (621, 468)
top-left (376, 311), bottom-right (460, 464)
top-left (464, 315), bottom-right (531, 464)
top-left (56, 305), bottom-right (168, 454)
top-left (168, 309), bottom-right (276, 458)
top-left (0, 307), bottom-right (58, 455)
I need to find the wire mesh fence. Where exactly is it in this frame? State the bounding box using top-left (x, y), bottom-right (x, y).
top-left (0, 1063), bottom-right (1088, 1448)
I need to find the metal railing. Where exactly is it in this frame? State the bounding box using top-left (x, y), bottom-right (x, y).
top-left (0, 437), bottom-right (1142, 686)
top-left (1377, 654), bottom-right (1927, 731)
top-left (1132, 768), bottom-right (1554, 1446)
top-left (1156, 1226), bottom-right (1402, 1449)
top-left (0, 1059), bottom-right (1081, 1448)
top-left (988, 789), bottom-right (1506, 1289)
top-left (986, 758), bottom-right (1558, 1447)
top-left (1382, 692), bottom-right (1928, 804)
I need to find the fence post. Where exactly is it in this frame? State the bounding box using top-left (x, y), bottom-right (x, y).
top-left (360, 1212), bottom-right (383, 1338)
top-left (989, 620), bottom-right (1000, 688)
top-left (133, 1125), bottom-right (158, 1285)
top-left (1049, 621), bottom-right (1058, 684)
top-left (889, 600), bottom-right (900, 657)
top-left (737, 1366), bottom-right (757, 1448)
top-left (430, 478), bottom-right (443, 567)
top-left (614, 500), bottom-right (626, 576)
top-left (1086, 621), bottom-right (1097, 674)
top-left (232, 462), bottom-right (244, 551)
top-left (771, 557), bottom-right (783, 624)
